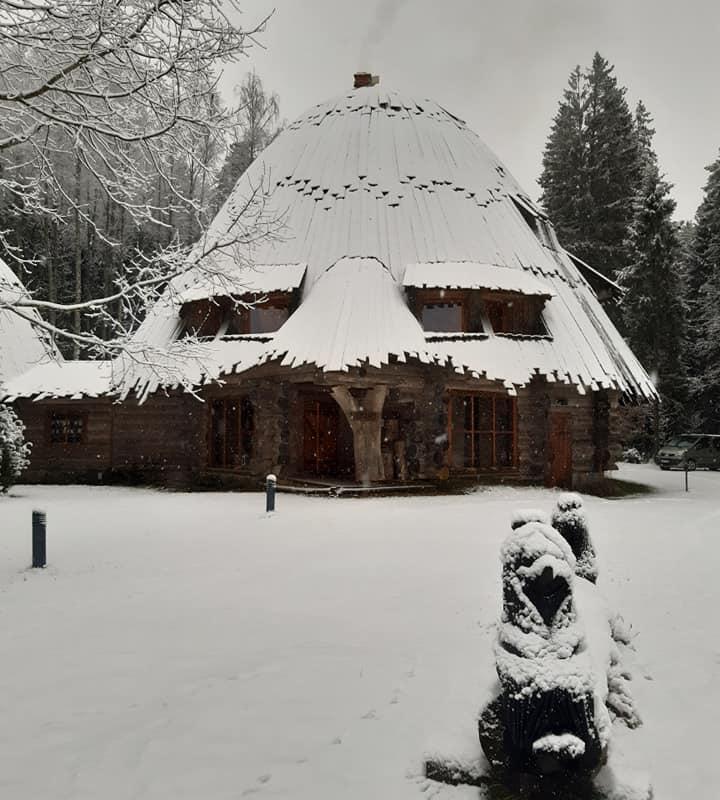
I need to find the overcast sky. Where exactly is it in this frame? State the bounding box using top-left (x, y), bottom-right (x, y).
top-left (220, 0), bottom-right (720, 221)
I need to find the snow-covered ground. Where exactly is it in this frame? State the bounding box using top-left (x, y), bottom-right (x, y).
top-left (0, 464), bottom-right (717, 799)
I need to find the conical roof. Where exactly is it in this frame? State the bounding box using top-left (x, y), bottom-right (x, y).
top-left (11, 83), bottom-right (655, 401)
top-left (198, 85), bottom-right (563, 288)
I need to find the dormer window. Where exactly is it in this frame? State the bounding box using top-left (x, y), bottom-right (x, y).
top-left (403, 262), bottom-right (553, 337)
top-left (420, 300), bottom-right (463, 332)
top-left (179, 293), bottom-right (292, 339)
top-left (410, 287), bottom-right (546, 336)
top-left (415, 289), bottom-right (484, 333)
top-left (512, 197), bottom-right (554, 249)
top-left (484, 294), bottom-right (547, 336)
top-left (225, 295), bottom-right (290, 335)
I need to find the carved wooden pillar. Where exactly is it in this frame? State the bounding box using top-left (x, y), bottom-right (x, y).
top-left (331, 385), bottom-right (388, 483)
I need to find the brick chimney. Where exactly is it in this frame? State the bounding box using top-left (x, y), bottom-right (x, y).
top-left (354, 71), bottom-right (379, 89)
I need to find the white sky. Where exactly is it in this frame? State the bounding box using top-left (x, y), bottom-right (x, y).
top-left (219, 0), bottom-right (720, 221)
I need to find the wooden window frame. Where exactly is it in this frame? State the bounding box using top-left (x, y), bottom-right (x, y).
top-left (47, 409), bottom-right (88, 445)
top-left (181, 292), bottom-right (292, 339)
top-left (447, 392), bottom-right (518, 471)
top-left (416, 289), bottom-right (467, 333)
top-left (207, 396), bottom-right (255, 470)
top-left (413, 288), bottom-right (546, 336)
top-left (227, 293), bottom-right (291, 335)
top-left (481, 291), bottom-right (546, 336)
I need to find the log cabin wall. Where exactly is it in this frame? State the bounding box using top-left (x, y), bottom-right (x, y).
top-left (16, 398), bottom-right (113, 483)
top-left (13, 368), bottom-right (630, 489)
top-left (111, 391), bottom-right (205, 487)
top-left (516, 379), bottom-right (550, 483)
top-left (402, 375), bottom-right (447, 480)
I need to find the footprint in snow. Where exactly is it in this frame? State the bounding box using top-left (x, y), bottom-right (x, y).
top-left (361, 709), bottom-right (377, 719)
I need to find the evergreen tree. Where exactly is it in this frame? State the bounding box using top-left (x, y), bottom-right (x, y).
top-left (634, 100), bottom-right (657, 172)
top-left (618, 163), bottom-right (688, 444)
top-left (539, 67), bottom-right (586, 250)
top-left (540, 54), bottom-right (641, 282)
top-left (686, 154), bottom-right (720, 431)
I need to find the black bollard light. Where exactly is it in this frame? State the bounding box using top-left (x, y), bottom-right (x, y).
top-left (32, 510), bottom-right (47, 568)
top-left (266, 473), bottom-right (277, 513)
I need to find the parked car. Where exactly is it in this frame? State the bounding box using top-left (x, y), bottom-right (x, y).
top-left (654, 434), bottom-right (720, 470)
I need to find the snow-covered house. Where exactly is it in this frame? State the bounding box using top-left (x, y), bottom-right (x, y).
top-left (5, 74), bottom-right (655, 489)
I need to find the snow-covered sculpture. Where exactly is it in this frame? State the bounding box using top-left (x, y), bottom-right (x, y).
top-left (551, 492), bottom-right (598, 583)
top-left (478, 521), bottom-right (608, 775)
top-left (425, 499), bottom-right (649, 799)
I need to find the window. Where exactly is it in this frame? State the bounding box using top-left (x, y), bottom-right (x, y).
top-left (49, 412), bottom-right (85, 444)
top-left (416, 290), bottom-right (484, 333)
top-left (414, 289), bottom-right (543, 335)
top-left (179, 300), bottom-right (226, 339)
top-left (448, 394), bottom-right (516, 470)
top-left (421, 302), bottom-right (463, 332)
top-left (210, 398), bottom-right (254, 468)
top-left (484, 296), bottom-right (545, 336)
top-left (512, 197), bottom-right (553, 248)
top-left (180, 295), bottom-right (291, 339)
top-left (226, 302), bottom-right (289, 335)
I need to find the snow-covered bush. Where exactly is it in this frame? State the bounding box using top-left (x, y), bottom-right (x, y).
top-left (0, 404), bottom-right (31, 492)
top-left (551, 493), bottom-right (598, 584)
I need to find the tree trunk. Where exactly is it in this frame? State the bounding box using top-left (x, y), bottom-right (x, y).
top-left (331, 385), bottom-right (388, 484)
top-left (72, 154), bottom-right (82, 359)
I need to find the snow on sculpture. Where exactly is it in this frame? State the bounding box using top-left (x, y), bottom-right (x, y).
top-left (552, 492), bottom-right (598, 583)
top-left (425, 497), bottom-right (650, 799)
top-left (479, 520), bottom-right (607, 775)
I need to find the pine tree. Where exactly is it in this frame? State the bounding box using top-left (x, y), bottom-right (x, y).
top-left (539, 67), bottom-right (586, 249)
top-left (540, 54), bottom-right (641, 282)
top-left (687, 154), bottom-right (720, 431)
top-left (618, 163), bottom-right (688, 443)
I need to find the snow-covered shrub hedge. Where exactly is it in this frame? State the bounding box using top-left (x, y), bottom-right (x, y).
top-left (0, 404), bottom-right (31, 492)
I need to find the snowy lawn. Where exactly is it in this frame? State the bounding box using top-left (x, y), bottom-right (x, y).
top-left (0, 464), bottom-right (718, 799)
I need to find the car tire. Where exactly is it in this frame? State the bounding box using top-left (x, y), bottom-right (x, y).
top-left (686, 460), bottom-right (697, 471)
top-left (660, 466), bottom-right (669, 471)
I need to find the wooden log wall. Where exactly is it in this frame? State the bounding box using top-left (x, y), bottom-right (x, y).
top-left (16, 398), bottom-right (113, 483)
top-left (13, 363), bottom-right (634, 490)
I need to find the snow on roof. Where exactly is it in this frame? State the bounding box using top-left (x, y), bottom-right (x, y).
top-left (266, 257), bottom-right (427, 371)
top-left (16, 83), bottom-right (655, 401)
top-left (173, 263), bottom-right (307, 304)
top-left (0, 258), bottom-right (57, 386)
top-left (2, 360), bottom-right (114, 401)
top-left (403, 261), bottom-right (554, 296)
top-left (115, 339), bottom-right (269, 402)
top-left (2, 339), bottom-right (270, 402)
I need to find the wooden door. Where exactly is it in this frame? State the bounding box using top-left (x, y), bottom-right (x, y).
top-left (548, 412), bottom-right (573, 488)
top-left (303, 399), bottom-right (339, 476)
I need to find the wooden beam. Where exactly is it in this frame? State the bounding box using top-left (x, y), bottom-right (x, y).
top-left (331, 385), bottom-right (388, 483)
